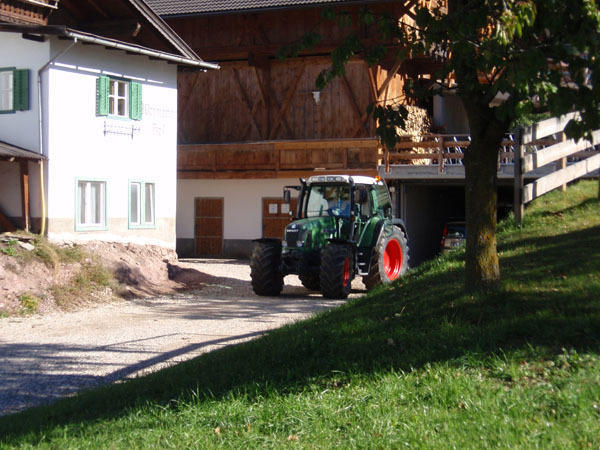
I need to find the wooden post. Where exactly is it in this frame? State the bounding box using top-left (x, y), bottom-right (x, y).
top-left (385, 144), bottom-right (390, 174)
top-left (437, 135), bottom-right (444, 174)
top-left (19, 159), bottom-right (30, 232)
top-left (558, 132), bottom-right (567, 192)
top-left (514, 128), bottom-right (524, 225)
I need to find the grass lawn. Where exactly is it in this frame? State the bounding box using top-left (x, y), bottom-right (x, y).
top-left (1, 180), bottom-right (599, 448)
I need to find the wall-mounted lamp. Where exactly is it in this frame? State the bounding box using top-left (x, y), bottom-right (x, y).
top-left (312, 90), bottom-right (321, 105)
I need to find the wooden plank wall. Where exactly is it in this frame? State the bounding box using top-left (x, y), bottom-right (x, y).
top-left (178, 59), bottom-right (402, 144)
top-left (170, 3), bottom-right (420, 146)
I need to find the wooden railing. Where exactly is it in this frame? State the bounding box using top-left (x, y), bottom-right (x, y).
top-left (514, 113), bottom-right (600, 223)
top-left (178, 138), bottom-right (380, 179)
top-left (383, 133), bottom-right (533, 173)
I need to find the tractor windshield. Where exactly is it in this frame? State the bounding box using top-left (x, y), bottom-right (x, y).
top-left (305, 184), bottom-right (351, 218)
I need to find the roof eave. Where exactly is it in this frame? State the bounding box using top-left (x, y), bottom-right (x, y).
top-left (0, 23), bottom-right (219, 70)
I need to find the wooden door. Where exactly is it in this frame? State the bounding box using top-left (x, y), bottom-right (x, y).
top-left (262, 197), bottom-right (297, 239)
top-left (195, 197), bottom-right (223, 256)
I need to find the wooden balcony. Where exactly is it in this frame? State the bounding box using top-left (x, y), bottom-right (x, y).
top-left (178, 138), bottom-right (379, 179)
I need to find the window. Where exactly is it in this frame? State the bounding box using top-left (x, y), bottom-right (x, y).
top-left (305, 184), bottom-right (351, 218)
top-left (76, 180), bottom-right (107, 230)
top-left (0, 68), bottom-right (29, 113)
top-left (109, 79), bottom-right (128, 117)
top-left (96, 76), bottom-right (142, 120)
top-left (129, 181), bottom-right (155, 228)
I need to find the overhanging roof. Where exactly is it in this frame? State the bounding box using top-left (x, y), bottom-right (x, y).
top-left (0, 23), bottom-right (219, 70)
top-left (146, 0), bottom-right (387, 16)
top-left (0, 140), bottom-right (45, 161)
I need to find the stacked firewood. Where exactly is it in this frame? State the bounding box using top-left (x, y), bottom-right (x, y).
top-left (396, 106), bottom-right (432, 165)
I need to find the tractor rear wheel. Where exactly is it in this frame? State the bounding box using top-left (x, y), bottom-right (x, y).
top-left (320, 244), bottom-right (353, 299)
top-left (363, 227), bottom-right (408, 290)
top-left (250, 241), bottom-right (284, 296)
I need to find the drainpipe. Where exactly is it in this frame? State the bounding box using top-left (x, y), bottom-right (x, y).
top-left (37, 38), bottom-right (77, 236)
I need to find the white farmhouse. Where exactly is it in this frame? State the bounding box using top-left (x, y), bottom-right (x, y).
top-left (0, 0), bottom-right (217, 250)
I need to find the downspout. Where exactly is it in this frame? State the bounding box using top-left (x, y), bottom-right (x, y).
top-left (37, 38), bottom-right (77, 236)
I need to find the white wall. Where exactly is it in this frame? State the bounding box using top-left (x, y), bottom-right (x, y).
top-left (42, 39), bottom-right (178, 247)
top-left (433, 94), bottom-right (470, 134)
top-left (0, 32), bottom-right (50, 152)
top-left (177, 178), bottom-right (299, 240)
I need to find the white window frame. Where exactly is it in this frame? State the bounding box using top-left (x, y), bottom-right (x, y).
top-left (75, 179), bottom-right (108, 231)
top-left (129, 180), bottom-right (155, 229)
top-left (0, 69), bottom-right (14, 112)
top-left (108, 79), bottom-right (129, 118)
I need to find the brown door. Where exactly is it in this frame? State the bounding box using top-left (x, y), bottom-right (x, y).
top-left (262, 197), bottom-right (298, 239)
top-left (195, 197), bottom-right (223, 256)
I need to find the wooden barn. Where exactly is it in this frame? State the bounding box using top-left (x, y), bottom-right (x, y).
top-left (146, 0), bottom-right (447, 258)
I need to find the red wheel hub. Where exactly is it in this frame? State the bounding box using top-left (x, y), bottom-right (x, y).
top-left (343, 257), bottom-right (350, 287)
top-left (383, 239), bottom-right (403, 280)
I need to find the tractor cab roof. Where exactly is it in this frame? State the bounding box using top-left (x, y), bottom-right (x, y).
top-left (306, 175), bottom-right (384, 186)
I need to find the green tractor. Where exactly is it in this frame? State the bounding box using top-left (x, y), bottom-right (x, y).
top-left (250, 175), bottom-right (409, 299)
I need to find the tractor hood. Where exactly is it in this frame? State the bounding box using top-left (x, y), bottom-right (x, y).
top-left (283, 216), bottom-right (342, 250)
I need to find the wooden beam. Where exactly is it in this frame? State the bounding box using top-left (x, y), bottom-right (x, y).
top-left (342, 74), bottom-right (365, 136)
top-left (521, 112), bottom-right (579, 144)
top-left (522, 129), bottom-right (600, 172)
top-left (377, 56), bottom-right (403, 99)
top-left (179, 72), bottom-right (203, 124)
top-left (84, 0), bottom-right (110, 19)
top-left (178, 168), bottom-right (378, 180)
top-left (233, 68), bottom-right (265, 139)
top-left (19, 159), bottom-right (30, 232)
top-left (523, 153), bottom-right (600, 203)
top-left (367, 65), bottom-right (379, 102)
top-left (268, 64), bottom-right (305, 139)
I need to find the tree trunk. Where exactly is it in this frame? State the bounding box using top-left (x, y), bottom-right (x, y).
top-left (461, 100), bottom-right (509, 291)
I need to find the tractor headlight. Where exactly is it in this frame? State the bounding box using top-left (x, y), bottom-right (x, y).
top-left (324, 228), bottom-right (336, 239)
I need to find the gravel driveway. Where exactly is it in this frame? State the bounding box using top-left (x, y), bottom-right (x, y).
top-left (0, 259), bottom-right (364, 416)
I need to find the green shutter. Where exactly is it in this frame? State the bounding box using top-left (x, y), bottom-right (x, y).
top-left (129, 81), bottom-right (142, 120)
top-left (13, 69), bottom-right (29, 111)
top-left (96, 76), bottom-right (110, 116)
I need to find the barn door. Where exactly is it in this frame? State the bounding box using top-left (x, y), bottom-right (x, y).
top-left (194, 197), bottom-right (223, 257)
top-left (262, 197), bottom-right (297, 239)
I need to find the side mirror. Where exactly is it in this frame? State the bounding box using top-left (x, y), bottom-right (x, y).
top-left (283, 189), bottom-right (291, 203)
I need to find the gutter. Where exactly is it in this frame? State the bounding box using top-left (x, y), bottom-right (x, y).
top-left (37, 38), bottom-right (78, 236)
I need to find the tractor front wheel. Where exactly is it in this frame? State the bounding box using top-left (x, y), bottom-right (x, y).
top-left (363, 227), bottom-right (409, 290)
top-left (250, 241), bottom-right (284, 296)
top-left (320, 244), bottom-right (353, 299)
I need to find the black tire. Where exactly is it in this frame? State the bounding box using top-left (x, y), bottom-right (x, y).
top-left (250, 241), bottom-right (283, 296)
top-left (320, 244), bottom-right (353, 299)
top-left (363, 226), bottom-right (409, 290)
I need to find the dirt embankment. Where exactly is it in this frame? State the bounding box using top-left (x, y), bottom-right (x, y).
top-left (0, 236), bottom-right (199, 316)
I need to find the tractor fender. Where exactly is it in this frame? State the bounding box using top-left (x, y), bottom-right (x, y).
top-left (360, 219), bottom-right (407, 274)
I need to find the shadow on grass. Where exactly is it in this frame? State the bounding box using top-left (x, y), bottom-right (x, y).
top-left (1, 227), bottom-right (599, 441)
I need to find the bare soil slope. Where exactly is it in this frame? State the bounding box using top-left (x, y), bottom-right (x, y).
top-left (0, 237), bottom-right (194, 316)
